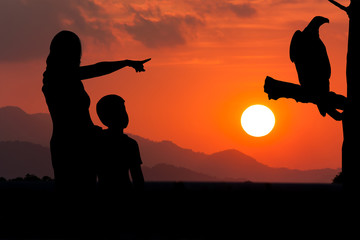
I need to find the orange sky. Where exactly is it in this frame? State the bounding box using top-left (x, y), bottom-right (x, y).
top-left (0, 0), bottom-right (350, 170)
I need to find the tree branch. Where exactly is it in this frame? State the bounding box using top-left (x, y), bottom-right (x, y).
top-left (329, 0), bottom-right (349, 13)
top-left (264, 76), bottom-right (346, 120)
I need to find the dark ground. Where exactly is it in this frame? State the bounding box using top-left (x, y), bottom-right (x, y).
top-left (0, 181), bottom-right (348, 239)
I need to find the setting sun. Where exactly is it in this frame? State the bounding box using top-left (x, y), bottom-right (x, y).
top-left (241, 105), bottom-right (275, 137)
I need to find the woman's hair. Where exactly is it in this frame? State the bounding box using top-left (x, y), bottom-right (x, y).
top-left (46, 30), bottom-right (82, 68)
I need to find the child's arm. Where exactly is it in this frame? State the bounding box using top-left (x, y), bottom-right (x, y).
top-left (130, 165), bottom-right (145, 191)
top-left (79, 58), bottom-right (151, 80)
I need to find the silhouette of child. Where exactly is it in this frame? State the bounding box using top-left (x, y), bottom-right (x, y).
top-left (96, 94), bottom-right (144, 193)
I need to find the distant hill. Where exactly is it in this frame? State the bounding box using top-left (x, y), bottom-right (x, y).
top-left (142, 163), bottom-right (219, 182)
top-left (0, 141), bottom-right (52, 179)
top-left (0, 141), bottom-right (220, 181)
top-left (134, 138), bottom-right (338, 182)
top-left (0, 106), bottom-right (340, 182)
top-left (188, 149), bottom-right (338, 182)
top-left (0, 106), bottom-right (51, 147)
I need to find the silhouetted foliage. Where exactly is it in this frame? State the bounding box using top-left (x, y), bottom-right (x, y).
top-left (332, 172), bottom-right (343, 184)
top-left (0, 174), bottom-right (54, 182)
top-left (11, 177), bottom-right (24, 182)
top-left (24, 173), bottom-right (41, 181)
top-left (172, 181), bottom-right (185, 193)
top-left (42, 176), bottom-right (53, 182)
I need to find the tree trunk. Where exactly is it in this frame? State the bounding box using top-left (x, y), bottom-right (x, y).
top-left (340, 0), bottom-right (360, 192)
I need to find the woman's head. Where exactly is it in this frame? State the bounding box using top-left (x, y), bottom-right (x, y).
top-left (96, 94), bottom-right (129, 130)
top-left (47, 30), bottom-right (82, 67)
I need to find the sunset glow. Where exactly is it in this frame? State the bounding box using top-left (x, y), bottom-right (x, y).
top-left (0, 0), bottom-right (348, 171)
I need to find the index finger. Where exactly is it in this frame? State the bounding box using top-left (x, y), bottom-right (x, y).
top-left (142, 58), bottom-right (151, 64)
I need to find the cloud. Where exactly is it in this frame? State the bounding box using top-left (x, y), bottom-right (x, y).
top-left (0, 0), bottom-right (115, 62)
top-left (121, 0), bottom-right (256, 48)
top-left (186, 0), bottom-right (257, 18)
top-left (269, 0), bottom-right (302, 5)
top-left (228, 3), bottom-right (257, 18)
top-left (123, 13), bottom-right (204, 48)
top-left (0, 0), bottom-right (259, 57)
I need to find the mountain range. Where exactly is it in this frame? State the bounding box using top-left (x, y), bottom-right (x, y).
top-left (0, 106), bottom-right (340, 182)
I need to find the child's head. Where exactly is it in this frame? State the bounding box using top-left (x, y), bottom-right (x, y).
top-left (96, 94), bottom-right (129, 130)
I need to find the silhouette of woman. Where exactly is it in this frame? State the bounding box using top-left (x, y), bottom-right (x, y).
top-left (42, 30), bottom-right (150, 194)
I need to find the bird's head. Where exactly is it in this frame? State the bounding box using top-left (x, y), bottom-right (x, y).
top-left (305, 16), bottom-right (329, 33)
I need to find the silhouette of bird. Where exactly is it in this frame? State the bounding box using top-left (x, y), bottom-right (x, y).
top-left (290, 16), bottom-right (330, 116)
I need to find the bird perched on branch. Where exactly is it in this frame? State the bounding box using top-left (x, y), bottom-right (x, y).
top-left (290, 16), bottom-right (331, 117)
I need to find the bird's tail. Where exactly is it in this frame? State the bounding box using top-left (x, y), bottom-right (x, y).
top-left (316, 95), bottom-right (343, 121)
top-left (316, 103), bottom-right (327, 117)
top-left (314, 94), bottom-right (327, 117)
